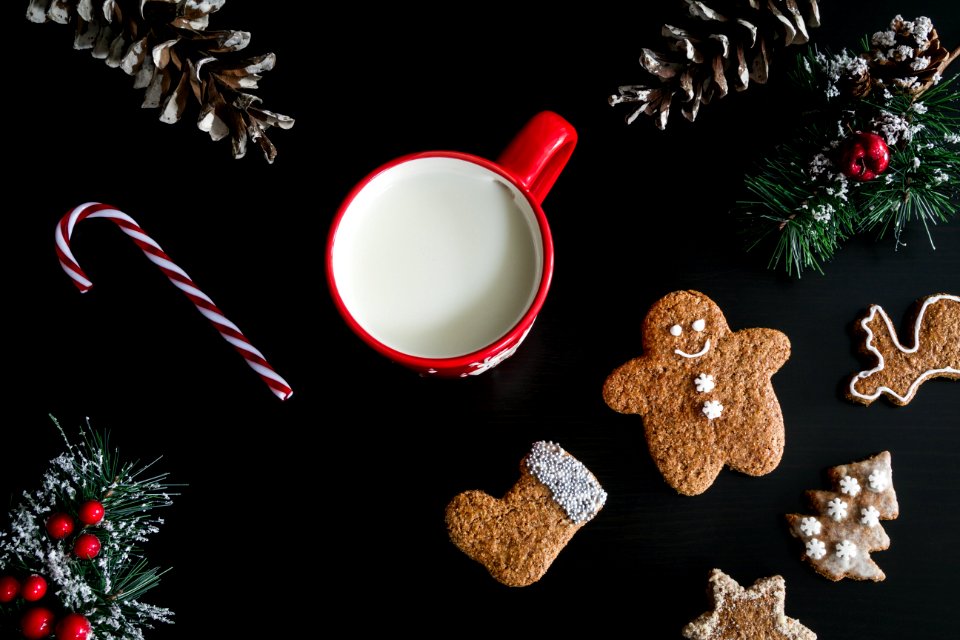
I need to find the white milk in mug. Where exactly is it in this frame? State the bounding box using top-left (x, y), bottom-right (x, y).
top-left (331, 157), bottom-right (544, 358)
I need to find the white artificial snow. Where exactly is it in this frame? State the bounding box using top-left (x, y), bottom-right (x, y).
top-left (871, 31), bottom-right (896, 48)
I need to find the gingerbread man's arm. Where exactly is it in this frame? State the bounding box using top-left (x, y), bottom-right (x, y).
top-left (603, 357), bottom-right (655, 416)
top-left (732, 328), bottom-right (792, 374)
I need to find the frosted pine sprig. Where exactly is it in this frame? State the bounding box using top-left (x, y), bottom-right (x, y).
top-left (0, 417), bottom-right (179, 637)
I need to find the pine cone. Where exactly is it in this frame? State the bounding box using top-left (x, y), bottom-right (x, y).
top-left (25, 0), bottom-right (294, 163)
top-left (864, 15), bottom-right (960, 98)
top-left (610, 0), bottom-right (822, 129)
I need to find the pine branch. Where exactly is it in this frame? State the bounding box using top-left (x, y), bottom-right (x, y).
top-left (737, 15), bottom-right (960, 276)
top-left (0, 417), bottom-right (180, 639)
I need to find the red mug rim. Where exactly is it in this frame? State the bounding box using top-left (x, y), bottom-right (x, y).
top-left (325, 150), bottom-right (555, 370)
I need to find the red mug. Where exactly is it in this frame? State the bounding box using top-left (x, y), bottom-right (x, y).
top-left (326, 111), bottom-right (576, 377)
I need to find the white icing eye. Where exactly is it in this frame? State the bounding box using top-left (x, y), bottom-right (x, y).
top-left (692, 319), bottom-right (706, 332)
top-left (670, 324), bottom-right (682, 336)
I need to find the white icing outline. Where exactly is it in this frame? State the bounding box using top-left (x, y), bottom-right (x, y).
top-left (670, 324), bottom-right (683, 336)
top-left (675, 339), bottom-right (710, 359)
top-left (848, 294), bottom-right (960, 403)
top-left (692, 319), bottom-right (706, 332)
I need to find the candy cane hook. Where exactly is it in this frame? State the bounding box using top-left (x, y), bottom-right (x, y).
top-left (55, 202), bottom-right (293, 400)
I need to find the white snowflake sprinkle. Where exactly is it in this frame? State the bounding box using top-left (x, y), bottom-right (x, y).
top-left (827, 497), bottom-right (848, 521)
top-left (694, 373), bottom-right (715, 393)
top-left (806, 538), bottom-right (827, 560)
top-left (840, 475), bottom-right (861, 496)
top-left (868, 470), bottom-right (888, 491)
top-left (799, 517), bottom-right (822, 537)
top-left (860, 505), bottom-right (881, 527)
top-left (702, 400), bottom-right (724, 420)
top-left (836, 539), bottom-right (858, 561)
top-left (945, 132), bottom-right (960, 144)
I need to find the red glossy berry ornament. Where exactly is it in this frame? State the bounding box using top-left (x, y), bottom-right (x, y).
top-left (77, 500), bottom-right (105, 526)
top-left (20, 606), bottom-right (55, 639)
top-left (0, 575), bottom-right (20, 602)
top-left (21, 575), bottom-right (48, 602)
top-left (55, 613), bottom-right (92, 640)
top-left (73, 533), bottom-right (101, 560)
top-left (45, 512), bottom-right (75, 540)
top-left (840, 131), bottom-right (891, 181)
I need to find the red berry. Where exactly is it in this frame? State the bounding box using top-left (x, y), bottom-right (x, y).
top-left (840, 131), bottom-right (891, 181)
top-left (45, 512), bottom-right (75, 540)
top-left (77, 500), bottom-right (105, 526)
top-left (73, 533), bottom-right (101, 560)
top-left (20, 606), bottom-right (54, 639)
top-left (21, 575), bottom-right (48, 602)
top-left (0, 575), bottom-right (20, 602)
top-left (55, 613), bottom-right (92, 640)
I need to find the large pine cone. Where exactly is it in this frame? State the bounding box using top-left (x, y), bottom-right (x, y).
top-left (610, 0), bottom-right (822, 129)
top-left (26, 0), bottom-right (293, 162)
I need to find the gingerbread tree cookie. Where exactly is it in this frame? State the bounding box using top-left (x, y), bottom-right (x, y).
top-left (847, 293), bottom-right (960, 406)
top-left (445, 441), bottom-right (607, 587)
top-left (603, 290), bottom-right (791, 495)
top-left (683, 569), bottom-right (816, 640)
top-left (786, 451), bottom-right (899, 581)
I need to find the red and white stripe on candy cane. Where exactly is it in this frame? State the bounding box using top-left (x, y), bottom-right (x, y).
top-left (55, 202), bottom-right (293, 401)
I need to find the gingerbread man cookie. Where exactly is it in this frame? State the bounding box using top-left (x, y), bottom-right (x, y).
top-left (603, 290), bottom-right (791, 496)
top-left (847, 293), bottom-right (959, 406)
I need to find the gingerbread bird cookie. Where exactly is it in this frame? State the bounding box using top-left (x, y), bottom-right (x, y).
top-left (603, 290), bottom-right (791, 496)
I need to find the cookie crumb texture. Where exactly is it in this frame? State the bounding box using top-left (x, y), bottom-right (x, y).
top-left (445, 441), bottom-right (606, 587)
top-left (603, 290), bottom-right (791, 496)
top-left (786, 451), bottom-right (899, 581)
top-left (683, 569), bottom-right (816, 640)
top-left (847, 293), bottom-right (960, 406)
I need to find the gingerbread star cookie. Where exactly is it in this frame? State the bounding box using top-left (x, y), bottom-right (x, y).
top-left (603, 290), bottom-right (791, 496)
top-left (847, 293), bottom-right (960, 406)
top-left (683, 569), bottom-right (817, 640)
top-left (445, 441), bottom-right (607, 587)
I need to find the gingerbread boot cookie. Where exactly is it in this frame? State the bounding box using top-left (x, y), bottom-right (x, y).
top-left (445, 441), bottom-right (607, 587)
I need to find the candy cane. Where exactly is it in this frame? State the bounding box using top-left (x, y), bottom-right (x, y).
top-left (55, 202), bottom-right (293, 401)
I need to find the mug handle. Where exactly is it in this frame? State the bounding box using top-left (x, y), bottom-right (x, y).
top-left (496, 111), bottom-right (577, 206)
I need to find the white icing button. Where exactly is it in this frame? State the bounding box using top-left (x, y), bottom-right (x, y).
top-left (694, 373), bottom-right (716, 393)
top-left (702, 400), bottom-right (723, 420)
top-left (670, 324), bottom-right (682, 336)
top-left (692, 318), bottom-right (706, 332)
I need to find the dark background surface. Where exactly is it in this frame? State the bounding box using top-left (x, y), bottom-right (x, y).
top-left (5, 1), bottom-right (959, 637)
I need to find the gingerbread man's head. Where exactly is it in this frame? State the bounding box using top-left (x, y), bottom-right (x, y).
top-left (641, 290), bottom-right (732, 360)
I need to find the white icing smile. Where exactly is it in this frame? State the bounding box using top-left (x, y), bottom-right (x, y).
top-left (675, 339), bottom-right (710, 359)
